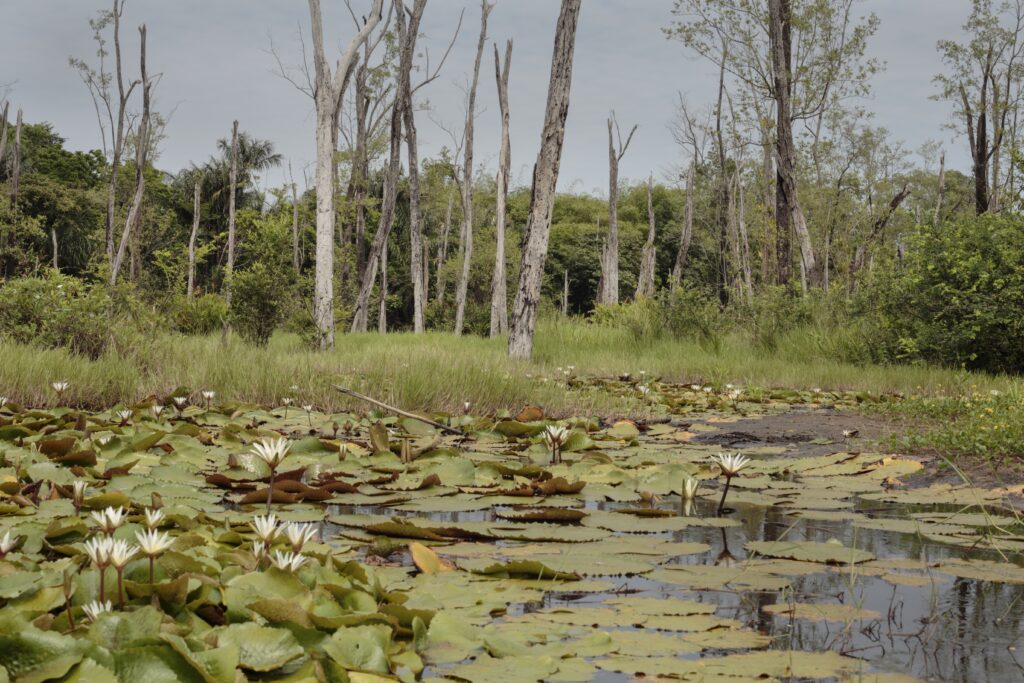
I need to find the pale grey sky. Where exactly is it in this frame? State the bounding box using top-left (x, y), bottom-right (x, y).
top-left (2, 0), bottom-right (969, 194)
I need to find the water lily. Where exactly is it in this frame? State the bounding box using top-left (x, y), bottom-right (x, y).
top-left (270, 549), bottom-right (306, 572)
top-left (202, 390), bottom-right (215, 409)
top-left (71, 481), bottom-right (88, 513)
top-left (83, 600), bottom-right (112, 622)
top-left (144, 508), bottom-right (165, 529)
top-left (0, 396), bottom-right (8, 408)
top-left (303, 404), bottom-right (314, 428)
top-left (0, 531), bottom-right (18, 558)
top-left (281, 397), bottom-right (293, 418)
top-left (95, 434), bottom-right (113, 447)
top-left (542, 425), bottom-right (570, 465)
top-left (251, 513), bottom-right (279, 543)
top-left (463, 400), bottom-right (472, 414)
top-left (91, 506), bottom-right (127, 535)
top-left (84, 536), bottom-right (113, 603)
top-left (172, 396), bottom-right (188, 416)
top-left (711, 452), bottom-right (750, 516)
top-left (115, 409), bottom-right (133, 425)
top-left (108, 539), bottom-right (137, 609)
top-left (136, 529), bottom-right (173, 584)
top-left (52, 380), bottom-right (69, 395)
top-left (637, 384), bottom-right (651, 396)
top-left (252, 438), bottom-right (292, 512)
top-left (283, 522), bottom-right (317, 552)
top-left (681, 476), bottom-right (700, 501)
top-left (151, 404), bottom-right (164, 419)
top-left (842, 429), bottom-right (859, 439)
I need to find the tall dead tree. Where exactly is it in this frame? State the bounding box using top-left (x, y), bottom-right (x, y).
top-left (308, 0), bottom-right (384, 348)
top-left (733, 172), bottom-right (753, 301)
top-left (489, 39), bottom-right (513, 337)
top-left (378, 237), bottom-right (388, 333)
top-left (507, 0), bottom-right (581, 360)
top-left (434, 193), bottom-right (454, 299)
top-left (225, 120), bottom-right (239, 305)
top-left (934, 151), bottom-right (946, 226)
top-left (670, 161), bottom-right (695, 290)
top-left (350, 0), bottom-right (424, 333)
top-left (110, 25), bottom-right (151, 287)
top-left (454, 1), bottom-right (495, 336)
top-left (289, 163), bottom-right (301, 273)
top-left (598, 112), bottom-right (637, 305)
top-left (768, 0), bottom-right (815, 289)
top-left (0, 102), bottom-right (9, 172)
top-left (849, 184), bottom-right (912, 288)
top-left (635, 174), bottom-right (657, 299)
top-left (9, 109), bottom-right (21, 209)
top-left (187, 176), bottom-right (201, 299)
top-left (402, 0), bottom-right (430, 333)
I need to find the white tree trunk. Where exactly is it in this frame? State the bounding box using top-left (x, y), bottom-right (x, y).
top-left (308, 0), bottom-right (384, 348)
top-left (670, 161), bottom-right (694, 290)
top-left (225, 120), bottom-right (239, 306)
top-left (635, 173), bottom-right (657, 299)
top-left (434, 193), bottom-right (454, 300)
top-left (0, 101), bottom-right (9, 172)
top-left (187, 177), bottom-right (201, 299)
top-left (454, 1), bottom-right (494, 336)
top-left (378, 236), bottom-right (388, 333)
top-left (490, 39), bottom-right (513, 337)
top-left (290, 163), bottom-right (301, 273)
top-left (403, 5), bottom-right (427, 333)
top-left (934, 151), bottom-right (946, 227)
top-left (507, 0), bottom-right (581, 359)
top-left (9, 108), bottom-right (21, 209)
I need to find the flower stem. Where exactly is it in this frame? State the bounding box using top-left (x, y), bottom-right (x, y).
top-left (717, 476), bottom-right (733, 516)
top-left (266, 468), bottom-right (276, 514)
top-left (116, 569), bottom-right (125, 610)
top-left (149, 555), bottom-right (155, 585)
top-left (99, 566), bottom-right (106, 603)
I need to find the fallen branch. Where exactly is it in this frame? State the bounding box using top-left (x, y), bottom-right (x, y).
top-left (333, 385), bottom-right (464, 435)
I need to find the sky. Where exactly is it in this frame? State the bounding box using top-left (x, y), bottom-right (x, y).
top-left (2, 0), bottom-right (970, 195)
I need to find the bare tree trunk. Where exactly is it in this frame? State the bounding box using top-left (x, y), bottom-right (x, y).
top-left (105, 0), bottom-right (135, 265)
top-left (490, 39), bottom-right (513, 337)
top-left (9, 108), bottom-right (21, 208)
top-left (403, 6), bottom-right (428, 334)
top-left (454, 0), bottom-right (494, 336)
top-left (714, 47), bottom-right (730, 304)
top-left (435, 193), bottom-right (454, 301)
top-left (735, 172), bottom-right (753, 301)
top-left (350, 0), bottom-right (423, 333)
top-left (635, 173), bottom-right (657, 299)
top-left (759, 117), bottom-right (776, 285)
top-left (187, 177), bottom-right (201, 299)
top-left (561, 269), bottom-right (569, 315)
top-left (351, 65), bottom-right (370, 285)
top-left (225, 120), bottom-right (239, 305)
top-left (507, 0), bottom-right (581, 360)
top-left (768, 0), bottom-right (814, 289)
top-left (51, 228), bottom-right (59, 270)
top-left (289, 162), bottom-right (301, 274)
top-left (377, 236), bottom-right (388, 333)
top-left (308, 0), bottom-right (384, 348)
top-left (849, 184), bottom-right (911, 287)
top-left (670, 161), bottom-right (694, 290)
top-left (599, 112), bottom-right (637, 305)
top-left (0, 102), bottom-right (9, 171)
top-left (110, 25), bottom-right (150, 287)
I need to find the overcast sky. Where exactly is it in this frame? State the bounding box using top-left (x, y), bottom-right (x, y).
top-left (3, 0), bottom-right (970, 194)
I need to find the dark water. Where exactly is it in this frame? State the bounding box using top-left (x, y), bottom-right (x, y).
top-left (327, 497), bottom-right (1024, 682)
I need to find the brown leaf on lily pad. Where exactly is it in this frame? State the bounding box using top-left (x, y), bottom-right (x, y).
top-left (534, 477), bottom-right (585, 495)
top-left (515, 404), bottom-right (545, 422)
top-left (494, 508), bottom-right (587, 523)
top-left (52, 450), bottom-right (97, 467)
top-left (40, 436), bottom-right (77, 457)
top-left (410, 541), bottom-right (455, 574)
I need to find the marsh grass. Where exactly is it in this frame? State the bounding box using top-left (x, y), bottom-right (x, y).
top-left (0, 317), bottom-right (1014, 416)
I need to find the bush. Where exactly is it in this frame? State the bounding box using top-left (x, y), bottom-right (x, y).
top-left (868, 214), bottom-right (1024, 374)
top-left (170, 294), bottom-right (229, 335)
top-left (230, 263), bottom-right (292, 346)
top-left (0, 272), bottom-right (113, 358)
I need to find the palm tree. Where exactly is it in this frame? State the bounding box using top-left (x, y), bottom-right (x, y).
top-left (205, 132), bottom-right (283, 216)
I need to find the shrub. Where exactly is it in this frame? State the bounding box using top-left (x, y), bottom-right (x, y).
top-left (868, 214), bottom-right (1024, 374)
top-left (0, 272), bottom-right (112, 358)
top-left (230, 263), bottom-right (292, 346)
top-left (170, 294), bottom-right (229, 335)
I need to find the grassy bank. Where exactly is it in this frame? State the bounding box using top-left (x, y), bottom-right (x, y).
top-left (0, 317), bottom-right (1014, 417)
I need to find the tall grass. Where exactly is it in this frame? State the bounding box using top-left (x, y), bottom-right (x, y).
top-left (0, 317), bottom-right (1013, 415)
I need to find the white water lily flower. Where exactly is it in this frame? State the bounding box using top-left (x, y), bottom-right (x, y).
top-left (712, 452), bottom-right (751, 477)
top-left (135, 529), bottom-right (173, 556)
top-left (250, 514), bottom-right (279, 542)
top-left (282, 397), bottom-right (294, 406)
top-left (283, 522), bottom-right (317, 552)
top-left (144, 508), bottom-right (165, 529)
top-left (172, 396), bottom-right (189, 408)
top-left (72, 480), bottom-right (88, 503)
top-left (689, 384), bottom-right (701, 391)
top-left (95, 434), bottom-right (113, 447)
top-left (91, 506), bottom-right (127, 534)
top-left (542, 425), bottom-right (569, 451)
top-left (253, 540), bottom-right (267, 558)
top-left (84, 536), bottom-right (113, 567)
top-left (107, 539), bottom-right (137, 569)
top-left (0, 397), bottom-right (7, 408)
top-left (116, 409), bottom-right (133, 422)
top-left (251, 437), bottom-right (291, 469)
top-left (52, 381), bottom-right (69, 393)
top-left (202, 390), bottom-right (215, 401)
top-left (637, 384), bottom-right (651, 396)
top-left (302, 404), bottom-right (314, 413)
top-left (681, 476), bottom-right (700, 500)
top-left (728, 389), bottom-right (741, 400)
top-left (463, 400), bottom-right (472, 413)
top-left (0, 531), bottom-right (17, 555)
top-left (83, 600), bottom-right (113, 621)
top-left (151, 405), bottom-right (164, 418)
top-left (270, 549), bottom-right (306, 572)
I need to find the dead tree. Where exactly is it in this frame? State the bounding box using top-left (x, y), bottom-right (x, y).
top-left (489, 39), bottom-right (513, 337)
top-left (187, 176), bottom-right (201, 299)
top-left (9, 108), bottom-right (21, 209)
top-left (733, 172), bottom-right (753, 301)
top-left (934, 151), bottom-right (946, 226)
top-left (454, 1), bottom-right (495, 336)
top-left (225, 120), bottom-right (239, 305)
top-left (670, 161), bottom-right (695, 290)
top-left (434, 192), bottom-right (454, 299)
top-left (350, 0), bottom-right (424, 333)
top-left (289, 162), bottom-right (301, 273)
top-left (307, 0), bottom-right (384, 348)
top-left (0, 101), bottom-right (9, 172)
top-left (598, 111), bottom-right (637, 305)
top-left (768, 0), bottom-right (815, 289)
top-left (849, 184), bottom-right (912, 287)
top-left (507, 0), bottom-right (581, 359)
top-left (110, 25), bottom-right (151, 287)
top-left (561, 269), bottom-right (569, 315)
top-left (635, 174), bottom-right (657, 299)
top-left (378, 236), bottom-right (388, 333)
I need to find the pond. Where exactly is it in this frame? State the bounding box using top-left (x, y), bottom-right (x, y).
top-left (1, 384), bottom-right (1022, 682)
